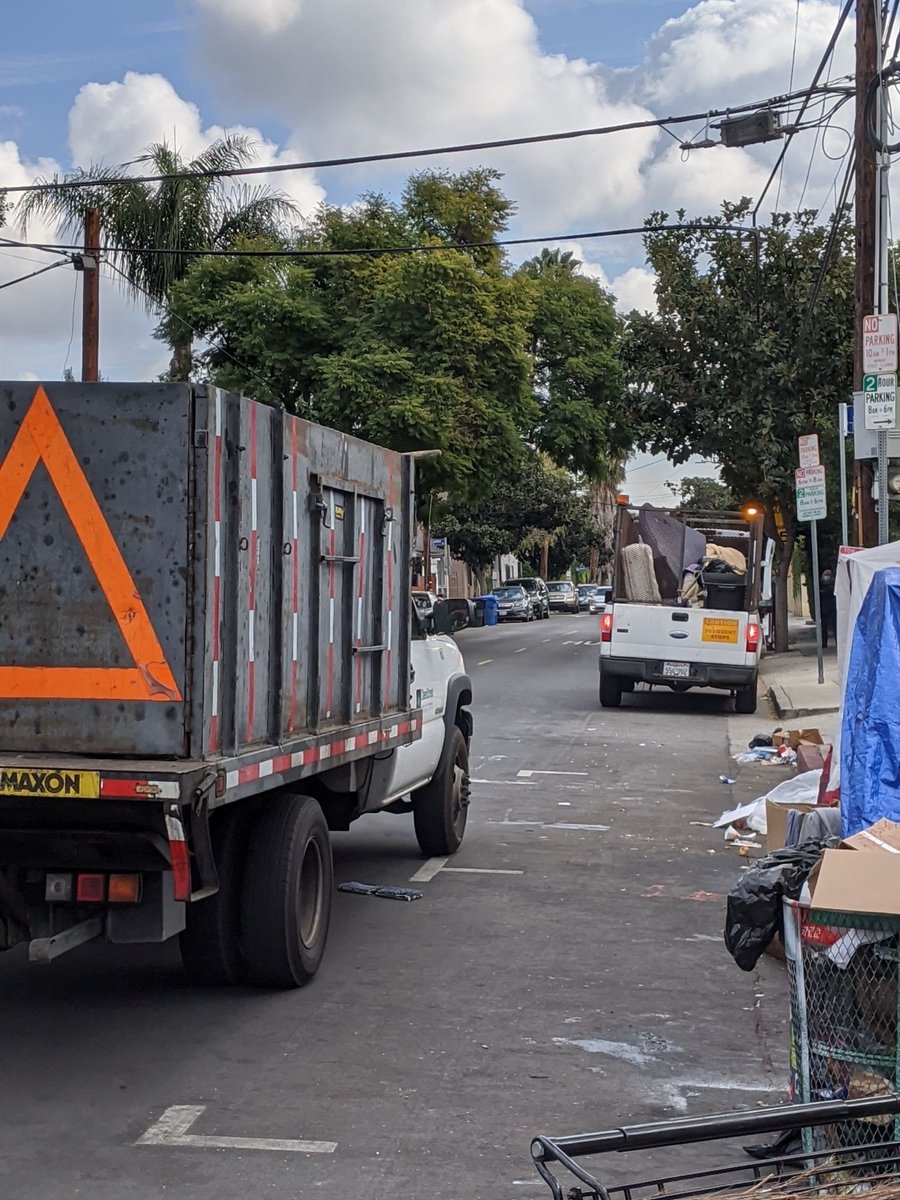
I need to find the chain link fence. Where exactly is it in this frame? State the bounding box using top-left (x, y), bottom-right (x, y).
top-left (786, 898), bottom-right (900, 1169)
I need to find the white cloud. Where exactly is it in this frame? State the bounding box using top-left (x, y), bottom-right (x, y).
top-left (68, 71), bottom-right (325, 216)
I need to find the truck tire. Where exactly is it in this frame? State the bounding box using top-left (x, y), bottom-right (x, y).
top-left (179, 810), bottom-right (248, 986)
top-left (599, 670), bottom-right (623, 708)
top-left (241, 794), bottom-right (333, 988)
top-left (412, 725), bottom-right (470, 856)
top-left (735, 679), bottom-right (759, 714)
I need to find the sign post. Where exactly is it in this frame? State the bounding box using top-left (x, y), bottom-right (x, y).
top-left (862, 316), bottom-right (898, 546)
top-left (838, 403), bottom-right (850, 547)
top-left (795, 462), bottom-right (827, 686)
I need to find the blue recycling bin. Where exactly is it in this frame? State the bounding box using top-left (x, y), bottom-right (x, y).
top-left (475, 594), bottom-right (499, 627)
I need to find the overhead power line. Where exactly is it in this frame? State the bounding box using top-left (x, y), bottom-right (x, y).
top-left (1, 221), bottom-right (765, 262)
top-left (0, 82), bottom-right (852, 196)
top-left (0, 259), bottom-right (69, 291)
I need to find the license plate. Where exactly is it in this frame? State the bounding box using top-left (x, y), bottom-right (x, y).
top-left (0, 768), bottom-right (100, 799)
top-left (663, 661), bottom-right (690, 678)
top-left (702, 618), bottom-right (740, 644)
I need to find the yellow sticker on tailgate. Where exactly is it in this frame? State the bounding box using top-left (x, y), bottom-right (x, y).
top-left (702, 618), bottom-right (740, 645)
top-left (0, 769), bottom-right (100, 799)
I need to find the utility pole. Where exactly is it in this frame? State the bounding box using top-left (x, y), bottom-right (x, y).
top-left (854, 0), bottom-right (879, 545)
top-left (81, 207), bottom-right (100, 383)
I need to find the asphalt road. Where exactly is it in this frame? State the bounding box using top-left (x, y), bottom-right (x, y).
top-left (0, 616), bottom-right (786, 1200)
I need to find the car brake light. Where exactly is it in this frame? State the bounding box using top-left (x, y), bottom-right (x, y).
top-left (601, 612), bottom-right (613, 642)
top-left (76, 873), bottom-right (106, 903)
top-left (108, 874), bottom-right (142, 904)
top-left (746, 622), bottom-right (761, 653)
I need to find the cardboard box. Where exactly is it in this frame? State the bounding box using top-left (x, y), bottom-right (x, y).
top-left (809, 820), bottom-right (900, 917)
top-left (766, 799), bottom-right (820, 852)
top-left (773, 728), bottom-right (824, 750)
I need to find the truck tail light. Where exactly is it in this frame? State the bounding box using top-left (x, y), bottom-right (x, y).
top-left (108, 873), bottom-right (142, 904)
top-left (746, 622), bottom-right (761, 653)
top-left (76, 873), bottom-right (106, 903)
top-left (600, 612), bottom-right (613, 643)
top-left (164, 811), bottom-right (192, 902)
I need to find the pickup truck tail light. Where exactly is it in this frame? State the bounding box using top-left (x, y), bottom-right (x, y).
top-left (746, 622), bottom-right (761, 654)
top-left (600, 612), bottom-right (613, 643)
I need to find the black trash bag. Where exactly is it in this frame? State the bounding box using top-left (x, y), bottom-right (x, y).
top-left (724, 841), bottom-right (827, 972)
top-left (749, 733), bottom-right (773, 749)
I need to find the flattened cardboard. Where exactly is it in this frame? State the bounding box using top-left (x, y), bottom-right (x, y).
top-left (773, 728), bottom-right (825, 750)
top-left (842, 819), bottom-right (900, 854)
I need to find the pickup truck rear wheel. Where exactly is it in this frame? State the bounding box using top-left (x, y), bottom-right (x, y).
top-left (735, 679), bottom-right (759, 714)
top-left (180, 810), bottom-right (248, 986)
top-left (241, 794), bottom-right (333, 988)
top-left (599, 670), bottom-right (623, 708)
top-left (413, 725), bottom-right (470, 856)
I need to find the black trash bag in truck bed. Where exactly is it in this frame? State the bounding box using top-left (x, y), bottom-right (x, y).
top-left (724, 841), bottom-right (827, 971)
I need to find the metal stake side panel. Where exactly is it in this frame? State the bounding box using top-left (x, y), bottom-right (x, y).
top-left (0, 382), bottom-right (192, 757)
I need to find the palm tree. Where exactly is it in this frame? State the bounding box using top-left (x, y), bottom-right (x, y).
top-left (18, 135), bottom-right (299, 378)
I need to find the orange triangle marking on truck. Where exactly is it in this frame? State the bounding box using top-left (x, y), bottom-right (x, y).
top-left (0, 386), bottom-right (182, 702)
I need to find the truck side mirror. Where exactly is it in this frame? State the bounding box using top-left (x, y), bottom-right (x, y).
top-left (433, 598), bottom-right (483, 634)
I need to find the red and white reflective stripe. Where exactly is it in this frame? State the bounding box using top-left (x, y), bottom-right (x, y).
top-left (222, 719), bottom-right (420, 792)
top-left (355, 501), bottom-right (366, 714)
top-left (289, 417), bottom-right (300, 730)
top-left (164, 810), bottom-right (191, 901)
top-left (100, 778), bottom-right (180, 800)
top-left (325, 508), bottom-right (336, 720)
top-left (247, 403), bottom-right (258, 740)
top-left (210, 392), bottom-right (223, 750)
top-left (385, 471), bottom-right (395, 705)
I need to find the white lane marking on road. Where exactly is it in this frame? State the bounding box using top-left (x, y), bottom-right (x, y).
top-left (470, 778), bottom-right (536, 786)
top-left (443, 867), bottom-right (524, 875)
top-left (515, 647), bottom-right (527, 653)
top-left (488, 820), bottom-right (610, 832)
top-left (517, 770), bottom-right (588, 778)
top-left (410, 857), bottom-right (449, 882)
top-left (542, 638), bottom-right (551, 642)
top-left (476, 659), bottom-right (493, 666)
top-left (137, 1106), bottom-right (336, 1154)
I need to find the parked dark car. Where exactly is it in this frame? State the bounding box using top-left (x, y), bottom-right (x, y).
top-left (506, 577), bottom-right (550, 619)
top-left (547, 580), bottom-right (579, 613)
top-left (492, 585), bottom-right (534, 622)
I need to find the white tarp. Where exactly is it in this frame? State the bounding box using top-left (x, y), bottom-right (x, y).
top-left (829, 541), bottom-right (900, 790)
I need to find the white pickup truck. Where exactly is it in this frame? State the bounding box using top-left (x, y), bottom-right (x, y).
top-left (598, 505), bottom-right (763, 714)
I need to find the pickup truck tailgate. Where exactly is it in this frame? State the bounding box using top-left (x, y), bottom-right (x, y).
top-left (609, 603), bottom-right (754, 666)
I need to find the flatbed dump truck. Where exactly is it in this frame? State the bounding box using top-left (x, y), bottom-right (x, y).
top-left (0, 382), bottom-right (474, 986)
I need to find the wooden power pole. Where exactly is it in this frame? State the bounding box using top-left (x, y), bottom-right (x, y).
top-left (854, 0), bottom-right (878, 545)
top-left (81, 207), bottom-right (100, 383)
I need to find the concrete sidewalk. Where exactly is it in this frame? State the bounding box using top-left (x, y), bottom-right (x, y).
top-left (759, 619), bottom-right (842, 723)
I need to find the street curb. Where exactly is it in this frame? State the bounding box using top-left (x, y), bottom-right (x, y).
top-left (767, 682), bottom-right (840, 721)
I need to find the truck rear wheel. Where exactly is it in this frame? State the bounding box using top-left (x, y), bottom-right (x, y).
top-left (413, 725), bottom-right (469, 856)
top-left (241, 794), bottom-right (333, 988)
top-left (599, 670), bottom-right (623, 708)
top-left (735, 679), bottom-right (759, 714)
top-left (179, 810), bottom-right (247, 986)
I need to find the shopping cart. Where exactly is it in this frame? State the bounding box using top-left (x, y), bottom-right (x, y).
top-left (530, 1096), bottom-right (900, 1199)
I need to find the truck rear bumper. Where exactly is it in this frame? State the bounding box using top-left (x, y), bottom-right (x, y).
top-left (600, 655), bottom-right (757, 690)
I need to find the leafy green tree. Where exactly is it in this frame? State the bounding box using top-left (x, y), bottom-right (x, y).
top-left (625, 202), bottom-right (853, 651)
top-left (18, 135), bottom-right (298, 378)
top-left (520, 249), bottom-right (628, 482)
top-left (674, 476), bottom-right (737, 511)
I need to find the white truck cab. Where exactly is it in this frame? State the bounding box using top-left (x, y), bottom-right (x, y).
top-left (598, 506), bottom-right (764, 714)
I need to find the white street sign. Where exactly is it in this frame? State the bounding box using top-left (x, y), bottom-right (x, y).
top-left (798, 434), bottom-right (820, 468)
top-left (863, 313), bottom-right (899, 373)
top-left (795, 464), bottom-right (827, 522)
top-left (862, 372), bottom-right (897, 430)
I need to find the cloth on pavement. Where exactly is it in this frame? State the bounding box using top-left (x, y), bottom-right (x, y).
top-left (840, 567), bottom-right (900, 837)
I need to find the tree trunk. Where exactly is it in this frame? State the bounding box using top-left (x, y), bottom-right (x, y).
top-left (169, 335), bottom-right (193, 382)
top-left (540, 540), bottom-right (549, 580)
top-left (771, 524), bottom-right (797, 654)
